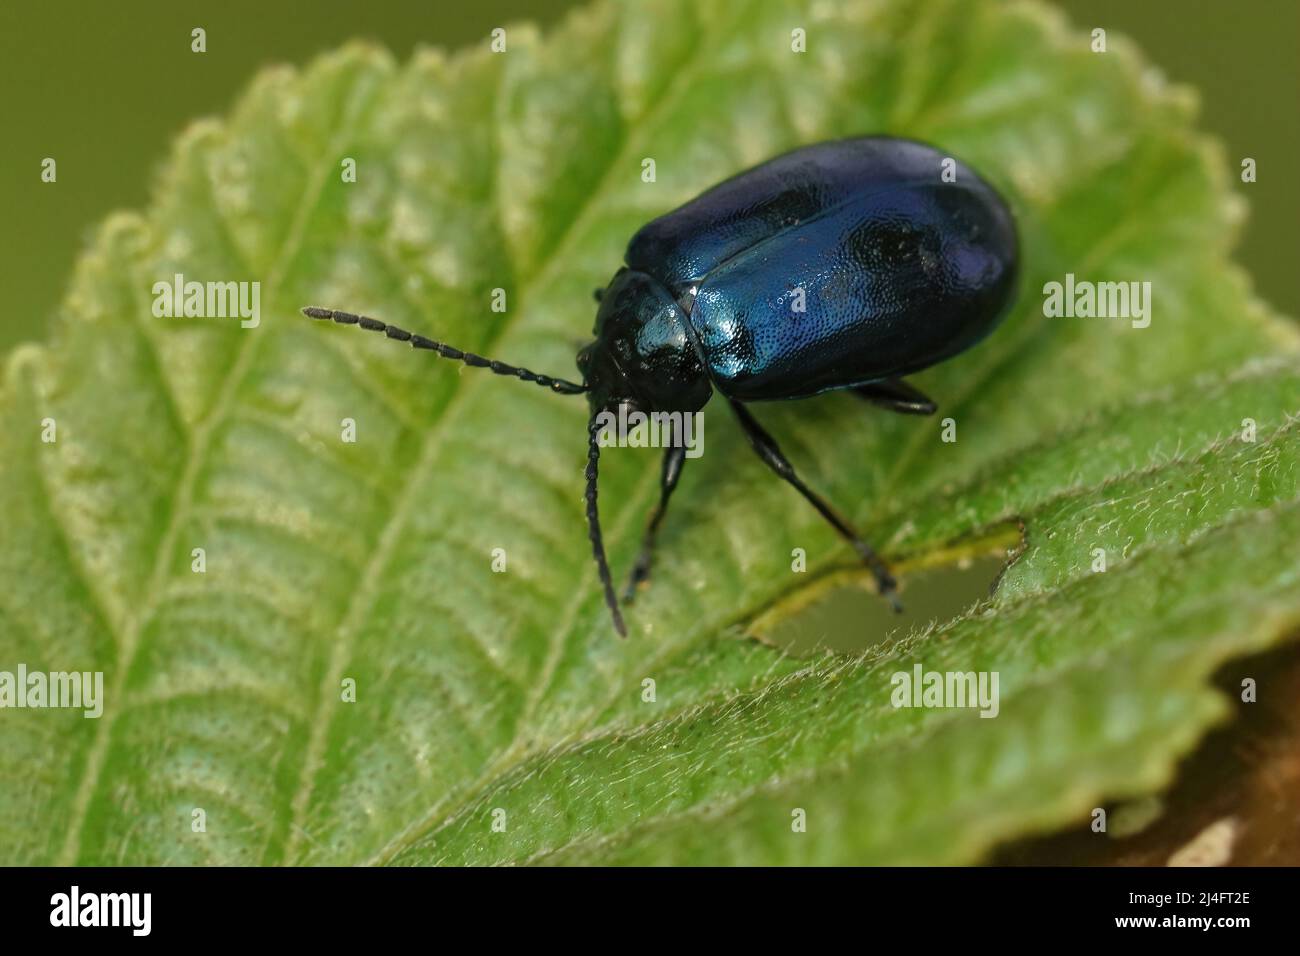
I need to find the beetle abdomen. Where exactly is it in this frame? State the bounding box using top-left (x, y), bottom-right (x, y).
top-left (625, 136), bottom-right (1019, 402)
top-left (693, 178), bottom-right (1017, 400)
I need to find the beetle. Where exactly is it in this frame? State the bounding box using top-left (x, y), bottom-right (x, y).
top-left (304, 135), bottom-right (1019, 637)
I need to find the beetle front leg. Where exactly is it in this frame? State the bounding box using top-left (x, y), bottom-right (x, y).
top-left (727, 398), bottom-right (902, 611)
top-left (623, 444), bottom-right (687, 604)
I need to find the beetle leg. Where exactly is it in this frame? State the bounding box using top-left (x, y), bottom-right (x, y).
top-left (728, 398), bottom-right (902, 611)
top-left (592, 287), bottom-right (605, 303)
top-left (585, 416), bottom-right (627, 637)
top-left (852, 378), bottom-right (936, 415)
top-left (622, 444), bottom-right (687, 604)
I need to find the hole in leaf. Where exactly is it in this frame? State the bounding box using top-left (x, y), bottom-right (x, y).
top-left (752, 525), bottom-right (1022, 657)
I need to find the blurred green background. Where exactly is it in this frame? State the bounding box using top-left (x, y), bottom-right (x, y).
top-left (2, 0), bottom-right (1296, 355)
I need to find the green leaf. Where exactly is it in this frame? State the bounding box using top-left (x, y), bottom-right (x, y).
top-left (2, 0), bottom-right (1297, 866)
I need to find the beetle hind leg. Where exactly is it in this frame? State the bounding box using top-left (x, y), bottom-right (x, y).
top-left (727, 398), bottom-right (902, 611)
top-left (852, 378), bottom-right (936, 415)
top-left (623, 445), bottom-right (687, 604)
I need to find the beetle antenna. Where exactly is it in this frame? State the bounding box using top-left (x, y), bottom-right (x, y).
top-left (302, 306), bottom-right (588, 395)
top-left (586, 415), bottom-right (627, 638)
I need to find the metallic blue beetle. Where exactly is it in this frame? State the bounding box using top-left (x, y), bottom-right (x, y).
top-left (305, 135), bottom-right (1019, 637)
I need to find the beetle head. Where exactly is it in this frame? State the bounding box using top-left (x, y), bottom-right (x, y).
top-left (578, 268), bottom-right (712, 417)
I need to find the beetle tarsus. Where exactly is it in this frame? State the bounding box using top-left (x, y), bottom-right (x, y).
top-left (621, 559), bottom-right (650, 605)
top-left (852, 379), bottom-right (938, 416)
top-left (878, 575), bottom-right (905, 614)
